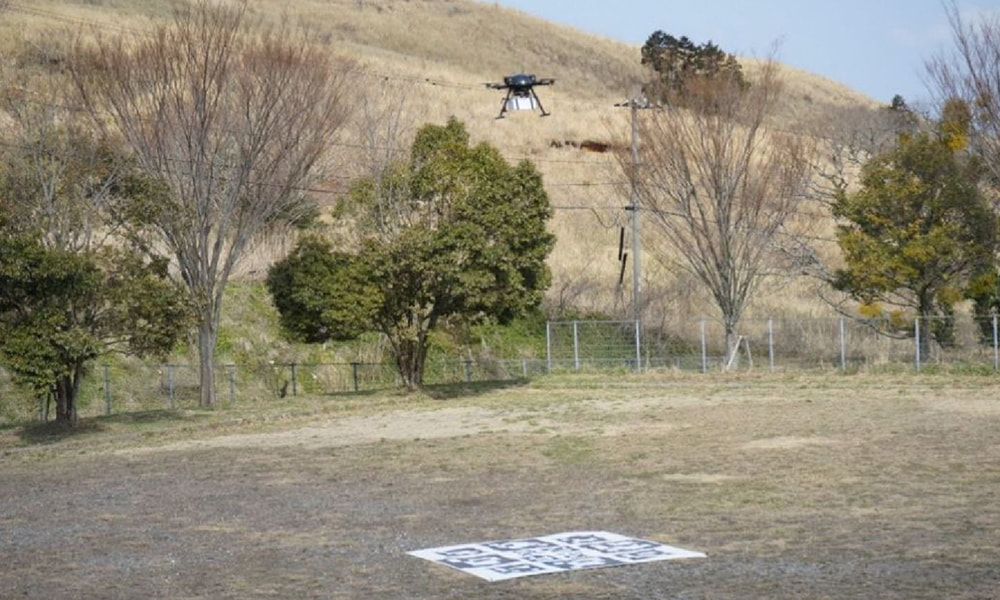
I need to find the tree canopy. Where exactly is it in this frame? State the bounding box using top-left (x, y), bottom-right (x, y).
top-left (268, 118), bottom-right (554, 389)
top-left (0, 80), bottom-right (191, 423)
top-left (833, 131), bottom-right (995, 348)
top-left (0, 235), bottom-right (190, 422)
top-left (641, 30), bottom-right (746, 102)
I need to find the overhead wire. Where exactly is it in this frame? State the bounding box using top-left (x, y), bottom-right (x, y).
top-left (5, 2), bottom-right (145, 36)
top-left (2, 3), bottom-right (623, 167)
top-left (0, 2), bottom-right (851, 224)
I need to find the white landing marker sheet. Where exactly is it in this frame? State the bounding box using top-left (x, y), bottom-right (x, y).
top-left (408, 531), bottom-right (706, 582)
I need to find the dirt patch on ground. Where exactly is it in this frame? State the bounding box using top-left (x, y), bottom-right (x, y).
top-left (3, 375), bottom-right (1000, 599)
top-left (659, 473), bottom-right (739, 484)
top-left (923, 397), bottom-right (1000, 416)
top-left (741, 436), bottom-right (842, 450)
top-left (118, 405), bottom-right (513, 455)
top-left (117, 395), bottom-right (698, 456)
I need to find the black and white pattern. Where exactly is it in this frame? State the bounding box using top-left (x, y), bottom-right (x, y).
top-left (408, 531), bottom-right (706, 582)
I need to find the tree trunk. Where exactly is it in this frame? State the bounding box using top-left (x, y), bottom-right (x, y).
top-left (395, 336), bottom-right (428, 392)
top-left (198, 316), bottom-right (217, 406)
top-left (54, 364), bottom-right (87, 423)
top-left (918, 293), bottom-right (936, 363)
top-left (54, 374), bottom-right (75, 423)
top-left (724, 317), bottom-right (740, 369)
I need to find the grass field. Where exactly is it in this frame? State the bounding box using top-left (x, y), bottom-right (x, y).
top-left (2, 372), bottom-right (998, 598)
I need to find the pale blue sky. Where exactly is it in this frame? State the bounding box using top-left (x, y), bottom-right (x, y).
top-left (492, 0), bottom-right (1000, 106)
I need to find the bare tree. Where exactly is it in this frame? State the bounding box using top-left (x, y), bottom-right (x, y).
top-left (626, 59), bottom-right (812, 355)
top-left (341, 75), bottom-right (416, 245)
top-left (806, 103), bottom-right (917, 206)
top-left (354, 75), bottom-right (412, 180)
top-left (71, 0), bottom-right (352, 405)
top-left (928, 1), bottom-right (1000, 186)
top-left (0, 70), bottom-right (123, 254)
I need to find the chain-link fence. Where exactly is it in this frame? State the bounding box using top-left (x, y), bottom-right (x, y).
top-left (0, 357), bottom-right (551, 425)
top-left (687, 315), bottom-right (1000, 372)
top-left (5, 314), bottom-right (1000, 425)
top-left (552, 315), bottom-right (1000, 373)
top-left (545, 320), bottom-right (641, 371)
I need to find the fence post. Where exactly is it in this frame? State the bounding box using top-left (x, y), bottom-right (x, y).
top-left (103, 363), bottom-right (112, 416)
top-left (634, 319), bottom-right (642, 373)
top-left (700, 318), bottom-right (708, 373)
top-left (994, 314), bottom-right (999, 374)
top-left (839, 316), bottom-right (847, 371)
top-left (573, 321), bottom-right (580, 371)
top-left (352, 362), bottom-right (360, 392)
top-left (767, 317), bottom-right (775, 372)
top-left (914, 318), bottom-right (921, 373)
top-left (464, 360), bottom-right (473, 383)
top-left (226, 364), bottom-right (236, 404)
top-left (290, 363), bottom-right (298, 397)
top-left (166, 364), bottom-right (175, 409)
top-left (522, 358), bottom-right (528, 379)
top-left (546, 321), bottom-right (552, 374)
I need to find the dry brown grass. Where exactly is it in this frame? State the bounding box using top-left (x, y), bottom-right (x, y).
top-left (2, 372), bottom-right (999, 597)
top-left (0, 0), bottom-right (882, 323)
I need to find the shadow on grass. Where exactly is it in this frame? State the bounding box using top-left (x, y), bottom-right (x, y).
top-left (15, 409), bottom-right (191, 446)
top-left (320, 378), bottom-right (531, 401)
top-left (16, 419), bottom-right (107, 445)
top-left (323, 388), bottom-right (396, 400)
top-left (421, 378), bottom-right (530, 400)
top-left (98, 409), bottom-right (193, 425)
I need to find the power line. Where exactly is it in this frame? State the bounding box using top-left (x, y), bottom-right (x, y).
top-left (2, 3), bottom-right (849, 222)
top-left (6, 2), bottom-right (145, 36)
top-left (2, 91), bottom-right (627, 191)
top-left (2, 3), bottom-right (633, 176)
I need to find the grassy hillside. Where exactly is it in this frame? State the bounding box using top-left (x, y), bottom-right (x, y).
top-left (0, 0), bottom-right (881, 325)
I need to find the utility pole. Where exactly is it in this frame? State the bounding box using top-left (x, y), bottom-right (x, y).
top-left (615, 97), bottom-right (649, 323)
top-left (616, 96), bottom-right (654, 372)
top-left (628, 100), bottom-right (642, 323)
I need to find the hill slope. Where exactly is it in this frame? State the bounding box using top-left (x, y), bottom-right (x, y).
top-left (1, 0), bottom-right (879, 321)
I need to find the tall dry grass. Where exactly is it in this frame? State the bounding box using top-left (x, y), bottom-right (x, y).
top-left (0, 0), bottom-right (885, 327)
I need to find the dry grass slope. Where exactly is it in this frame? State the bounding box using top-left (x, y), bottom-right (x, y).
top-left (0, 0), bottom-right (880, 322)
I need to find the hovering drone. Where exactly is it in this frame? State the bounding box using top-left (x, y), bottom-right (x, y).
top-left (485, 73), bottom-right (555, 119)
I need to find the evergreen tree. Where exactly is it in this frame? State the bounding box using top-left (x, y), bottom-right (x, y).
top-left (268, 119), bottom-right (554, 389)
top-left (0, 237), bottom-right (190, 422)
top-left (833, 129), bottom-right (994, 352)
top-left (641, 30), bottom-right (746, 102)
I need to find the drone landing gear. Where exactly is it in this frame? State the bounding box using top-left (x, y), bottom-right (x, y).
top-left (496, 88), bottom-right (550, 119)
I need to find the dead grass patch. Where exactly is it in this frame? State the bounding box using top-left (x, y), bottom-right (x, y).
top-left (741, 436), bottom-right (842, 450)
top-left (3, 373), bottom-right (1000, 597)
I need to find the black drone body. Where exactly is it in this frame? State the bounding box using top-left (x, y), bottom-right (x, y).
top-left (485, 73), bottom-right (555, 119)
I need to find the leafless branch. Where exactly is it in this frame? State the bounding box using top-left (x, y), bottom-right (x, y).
top-left (70, 0), bottom-right (353, 406)
top-left (927, 1), bottom-right (1000, 185)
top-left (621, 57), bottom-right (814, 349)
